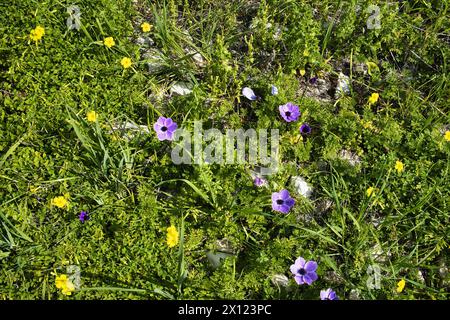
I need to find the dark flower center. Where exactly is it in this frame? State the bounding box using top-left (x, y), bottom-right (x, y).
top-left (285, 111), bottom-right (291, 117)
top-left (161, 126), bottom-right (168, 132)
top-left (276, 199), bottom-right (284, 205)
top-left (298, 268), bottom-right (306, 275)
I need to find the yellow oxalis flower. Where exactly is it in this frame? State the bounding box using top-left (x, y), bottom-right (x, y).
top-left (368, 93), bottom-right (379, 105)
top-left (396, 279), bottom-right (406, 293)
top-left (30, 26), bottom-right (45, 42)
top-left (444, 130), bottom-right (450, 142)
top-left (55, 274), bottom-right (68, 289)
top-left (121, 57), bottom-right (132, 69)
top-left (55, 274), bottom-right (75, 296)
top-left (103, 37), bottom-right (115, 48)
top-left (366, 187), bottom-right (375, 197)
top-left (299, 69), bottom-right (306, 77)
top-left (395, 160), bottom-right (404, 173)
top-left (166, 225), bottom-right (179, 248)
top-left (51, 196), bottom-right (68, 208)
top-left (361, 120), bottom-right (377, 131)
top-left (141, 22), bottom-right (152, 33)
top-left (86, 111), bottom-right (97, 122)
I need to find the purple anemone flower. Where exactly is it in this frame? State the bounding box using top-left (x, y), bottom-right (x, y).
top-left (79, 211), bottom-right (89, 223)
top-left (290, 257), bottom-right (318, 285)
top-left (271, 85), bottom-right (278, 95)
top-left (153, 116), bottom-right (178, 141)
top-left (242, 87), bottom-right (257, 101)
top-left (271, 189), bottom-right (295, 213)
top-left (300, 123), bottom-right (311, 135)
top-left (309, 77), bottom-right (318, 85)
top-left (320, 288), bottom-right (338, 300)
top-left (279, 103), bottom-right (300, 122)
top-left (254, 177), bottom-right (267, 187)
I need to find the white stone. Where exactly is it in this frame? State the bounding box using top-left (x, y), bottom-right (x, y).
top-left (291, 176), bottom-right (313, 198)
top-left (136, 37), bottom-right (146, 45)
top-left (206, 251), bottom-right (233, 269)
top-left (215, 238), bottom-right (234, 254)
top-left (417, 269), bottom-right (425, 283)
top-left (370, 243), bottom-right (391, 263)
top-left (273, 26), bottom-right (282, 40)
top-left (170, 81), bottom-right (193, 96)
top-left (439, 264), bottom-right (448, 278)
top-left (271, 274), bottom-right (289, 287)
top-left (335, 72), bottom-right (350, 98)
top-left (185, 49), bottom-right (206, 67)
top-left (111, 122), bottom-right (149, 133)
top-left (349, 289), bottom-right (361, 300)
top-left (338, 149), bottom-right (361, 166)
top-left (143, 49), bottom-right (165, 74)
top-left (192, 53), bottom-right (205, 67)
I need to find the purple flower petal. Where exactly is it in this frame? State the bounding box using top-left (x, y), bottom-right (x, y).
top-left (242, 87), bottom-right (257, 100)
top-left (284, 198), bottom-right (295, 207)
top-left (279, 189), bottom-right (290, 200)
top-left (272, 190), bottom-right (295, 213)
top-left (153, 122), bottom-right (163, 131)
top-left (271, 192), bottom-right (279, 203)
top-left (294, 257), bottom-right (306, 269)
top-left (291, 257), bottom-right (318, 286)
top-left (167, 122), bottom-right (178, 132)
top-left (294, 275), bottom-right (304, 285)
top-left (271, 85), bottom-right (278, 95)
top-left (308, 271), bottom-right (318, 282)
top-left (78, 211), bottom-right (89, 223)
top-left (157, 132), bottom-right (168, 141)
top-left (300, 123), bottom-right (311, 135)
top-left (153, 116), bottom-right (178, 141)
top-left (279, 204), bottom-right (291, 213)
top-left (271, 203), bottom-right (279, 211)
top-left (272, 203), bottom-right (291, 214)
top-left (321, 288), bottom-right (338, 300)
top-left (271, 203), bottom-right (284, 213)
top-left (304, 260), bottom-right (318, 272)
top-left (290, 264), bottom-right (299, 275)
top-left (166, 131), bottom-right (175, 140)
top-left (303, 274), bottom-right (314, 285)
top-left (156, 116), bottom-right (166, 126)
top-left (164, 117), bottom-right (174, 127)
top-left (328, 291), bottom-right (337, 300)
top-left (254, 177), bottom-right (266, 187)
top-left (279, 103), bottom-right (300, 122)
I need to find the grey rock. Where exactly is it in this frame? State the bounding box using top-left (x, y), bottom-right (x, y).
top-left (271, 274), bottom-right (289, 287)
top-left (170, 81), bottom-right (193, 96)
